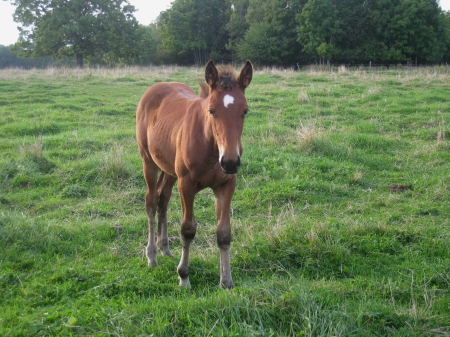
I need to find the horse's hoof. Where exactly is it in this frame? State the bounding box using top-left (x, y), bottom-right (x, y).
top-left (148, 259), bottom-right (158, 267)
top-left (220, 279), bottom-right (233, 289)
top-left (146, 245), bottom-right (158, 265)
top-left (161, 249), bottom-right (173, 258)
top-left (157, 240), bottom-right (174, 258)
top-left (179, 277), bottom-right (191, 289)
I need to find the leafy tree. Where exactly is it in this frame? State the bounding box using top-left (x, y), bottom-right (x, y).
top-left (360, 0), bottom-right (404, 63)
top-left (0, 44), bottom-right (52, 68)
top-left (129, 24), bottom-right (160, 66)
top-left (361, 0), bottom-right (448, 64)
top-left (226, 0), bottom-right (250, 60)
top-left (443, 11), bottom-right (450, 62)
top-left (296, 0), bottom-right (343, 64)
top-left (297, 0), bottom-right (449, 65)
top-left (237, 22), bottom-right (283, 65)
top-left (394, 0), bottom-right (447, 64)
top-left (157, 0), bottom-right (231, 65)
top-left (237, 0), bottom-right (307, 66)
top-left (11, 0), bottom-right (139, 67)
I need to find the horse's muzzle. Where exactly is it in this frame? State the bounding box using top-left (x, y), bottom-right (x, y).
top-left (220, 156), bottom-right (241, 174)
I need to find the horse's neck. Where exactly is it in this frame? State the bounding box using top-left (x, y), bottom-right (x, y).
top-left (180, 100), bottom-right (218, 169)
top-left (191, 99), bottom-right (217, 153)
top-left (198, 83), bottom-right (209, 99)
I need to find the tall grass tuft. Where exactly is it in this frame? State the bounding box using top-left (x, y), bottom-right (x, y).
top-left (296, 120), bottom-right (323, 150)
top-left (18, 138), bottom-right (55, 175)
top-left (100, 142), bottom-right (131, 180)
top-left (19, 138), bottom-right (43, 159)
top-left (437, 118), bottom-right (447, 148)
top-left (338, 65), bottom-right (347, 74)
top-left (297, 91), bottom-right (310, 104)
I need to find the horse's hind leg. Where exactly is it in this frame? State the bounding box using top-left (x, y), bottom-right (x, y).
top-left (156, 172), bottom-right (176, 258)
top-left (142, 158), bottom-right (159, 267)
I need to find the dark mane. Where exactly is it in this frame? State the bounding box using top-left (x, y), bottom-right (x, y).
top-left (199, 65), bottom-right (237, 97)
top-left (217, 66), bottom-right (238, 91)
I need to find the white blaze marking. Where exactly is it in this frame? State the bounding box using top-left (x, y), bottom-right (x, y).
top-left (223, 94), bottom-right (234, 108)
top-left (218, 145), bottom-right (225, 161)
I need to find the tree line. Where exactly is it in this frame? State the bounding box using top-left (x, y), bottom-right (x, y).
top-left (4, 0), bottom-right (450, 68)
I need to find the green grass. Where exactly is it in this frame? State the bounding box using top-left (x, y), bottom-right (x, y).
top-left (1, 65), bottom-right (449, 336)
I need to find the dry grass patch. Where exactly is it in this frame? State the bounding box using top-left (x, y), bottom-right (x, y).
top-left (436, 118), bottom-right (447, 148)
top-left (296, 119), bottom-right (324, 149)
top-left (101, 142), bottom-right (131, 180)
top-left (0, 65), bottom-right (203, 81)
top-left (338, 65), bottom-right (347, 74)
top-left (19, 139), bottom-right (43, 158)
top-left (349, 169), bottom-right (364, 185)
top-left (297, 91), bottom-right (310, 104)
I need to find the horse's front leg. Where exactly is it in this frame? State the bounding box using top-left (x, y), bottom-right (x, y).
top-left (213, 177), bottom-right (236, 289)
top-left (177, 178), bottom-right (197, 288)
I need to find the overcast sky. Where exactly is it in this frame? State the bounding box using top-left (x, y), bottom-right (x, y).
top-left (1, 0), bottom-right (450, 46)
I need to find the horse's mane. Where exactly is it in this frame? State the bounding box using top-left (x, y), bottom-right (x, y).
top-left (199, 65), bottom-right (238, 98)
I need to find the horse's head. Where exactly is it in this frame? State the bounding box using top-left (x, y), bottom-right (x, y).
top-left (204, 60), bottom-right (253, 174)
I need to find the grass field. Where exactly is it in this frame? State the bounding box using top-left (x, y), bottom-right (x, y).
top-left (1, 65), bottom-right (449, 336)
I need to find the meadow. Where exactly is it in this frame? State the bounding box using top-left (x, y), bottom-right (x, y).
top-left (0, 65), bottom-right (449, 336)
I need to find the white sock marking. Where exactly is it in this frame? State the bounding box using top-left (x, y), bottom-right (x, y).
top-left (223, 94), bottom-right (234, 108)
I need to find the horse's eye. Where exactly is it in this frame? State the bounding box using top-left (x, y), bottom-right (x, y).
top-left (242, 109), bottom-right (248, 118)
top-left (209, 109), bottom-right (215, 117)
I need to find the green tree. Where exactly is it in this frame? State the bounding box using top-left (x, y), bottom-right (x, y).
top-left (297, 0), bottom-right (449, 65)
top-left (157, 0), bottom-right (231, 65)
top-left (11, 0), bottom-right (139, 67)
top-left (362, 0), bottom-right (448, 65)
top-left (130, 24), bottom-right (159, 66)
top-left (443, 11), bottom-right (450, 62)
top-left (394, 0), bottom-right (447, 64)
top-left (0, 44), bottom-right (52, 68)
top-left (237, 22), bottom-right (282, 64)
top-left (226, 0), bottom-right (250, 60)
top-left (296, 0), bottom-right (343, 64)
top-left (360, 0), bottom-right (404, 63)
top-left (237, 0), bottom-right (306, 66)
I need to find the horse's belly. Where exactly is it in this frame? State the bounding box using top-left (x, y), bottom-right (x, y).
top-left (148, 142), bottom-right (177, 177)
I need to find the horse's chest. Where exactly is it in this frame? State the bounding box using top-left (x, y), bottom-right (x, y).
top-left (188, 162), bottom-right (229, 191)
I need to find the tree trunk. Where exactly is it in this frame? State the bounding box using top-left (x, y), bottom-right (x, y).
top-left (76, 53), bottom-right (84, 67)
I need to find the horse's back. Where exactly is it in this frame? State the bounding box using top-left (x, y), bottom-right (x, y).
top-left (137, 82), bottom-right (196, 119)
top-left (136, 82), bottom-right (198, 172)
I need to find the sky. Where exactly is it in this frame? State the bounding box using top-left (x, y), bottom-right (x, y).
top-left (1, 0), bottom-right (450, 46)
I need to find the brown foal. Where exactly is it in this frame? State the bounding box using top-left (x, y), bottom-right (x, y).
top-left (136, 60), bottom-right (253, 288)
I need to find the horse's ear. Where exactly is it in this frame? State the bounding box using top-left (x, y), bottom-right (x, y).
top-left (205, 60), bottom-right (219, 90)
top-left (238, 60), bottom-right (253, 90)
